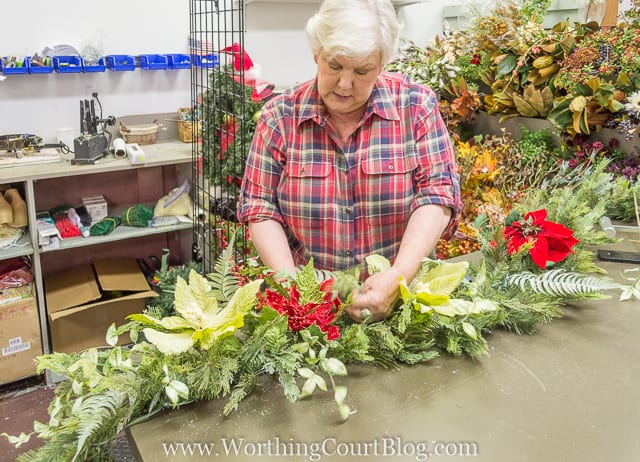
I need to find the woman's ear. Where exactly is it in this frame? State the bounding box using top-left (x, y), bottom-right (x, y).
top-left (313, 54), bottom-right (319, 64)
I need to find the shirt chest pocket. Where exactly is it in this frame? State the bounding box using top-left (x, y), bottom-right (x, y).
top-left (360, 151), bottom-right (418, 225)
top-left (279, 160), bottom-right (333, 228)
top-left (361, 151), bottom-right (418, 175)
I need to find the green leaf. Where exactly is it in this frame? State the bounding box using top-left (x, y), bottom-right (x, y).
top-left (415, 292), bottom-right (450, 306)
top-left (433, 303), bottom-right (458, 317)
top-left (320, 357), bottom-right (348, 376)
top-left (334, 386), bottom-right (348, 405)
top-left (106, 323), bottom-right (118, 346)
top-left (496, 54), bottom-right (517, 78)
top-left (338, 403), bottom-right (351, 421)
top-left (0, 432), bottom-right (31, 448)
top-left (462, 322), bottom-right (478, 340)
top-left (298, 367), bottom-right (315, 379)
top-left (143, 328), bottom-right (194, 355)
top-left (365, 254), bottom-right (391, 275)
top-left (168, 380), bottom-right (189, 400)
top-left (314, 374), bottom-right (328, 392)
top-left (416, 260), bottom-right (469, 296)
top-left (300, 377), bottom-right (317, 398)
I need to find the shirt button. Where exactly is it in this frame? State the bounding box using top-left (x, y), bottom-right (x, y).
top-left (345, 250), bottom-right (352, 256)
top-left (345, 207), bottom-right (352, 215)
top-left (388, 164), bottom-right (394, 170)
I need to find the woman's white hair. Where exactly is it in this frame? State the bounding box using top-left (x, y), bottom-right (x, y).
top-left (305, 0), bottom-right (401, 65)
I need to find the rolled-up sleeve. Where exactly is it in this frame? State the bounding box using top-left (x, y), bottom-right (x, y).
top-left (411, 89), bottom-right (461, 240)
top-left (237, 111), bottom-right (285, 225)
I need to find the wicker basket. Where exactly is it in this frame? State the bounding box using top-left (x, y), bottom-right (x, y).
top-left (119, 122), bottom-right (159, 145)
top-left (177, 108), bottom-right (200, 143)
top-left (177, 120), bottom-right (202, 143)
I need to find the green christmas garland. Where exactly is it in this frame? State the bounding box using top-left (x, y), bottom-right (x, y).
top-left (3, 161), bottom-right (639, 462)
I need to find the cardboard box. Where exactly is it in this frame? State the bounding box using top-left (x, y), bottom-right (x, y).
top-left (45, 258), bottom-right (157, 354)
top-left (0, 296), bottom-right (43, 385)
top-left (81, 194), bottom-right (108, 223)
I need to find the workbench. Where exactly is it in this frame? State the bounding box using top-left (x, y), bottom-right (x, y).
top-left (127, 232), bottom-right (640, 462)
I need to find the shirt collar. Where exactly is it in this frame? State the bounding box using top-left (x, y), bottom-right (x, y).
top-left (297, 73), bottom-right (400, 128)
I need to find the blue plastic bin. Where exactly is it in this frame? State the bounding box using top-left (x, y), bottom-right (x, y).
top-left (28, 57), bottom-right (54, 74)
top-left (191, 54), bottom-right (219, 68)
top-left (166, 54), bottom-right (191, 69)
top-left (82, 57), bottom-right (106, 73)
top-left (53, 56), bottom-right (83, 73)
top-left (106, 55), bottom-right (136, 71)
top-left (1, 57), bottom-right (29, 75)
top-left (139, 54), bottom-right (168, 70)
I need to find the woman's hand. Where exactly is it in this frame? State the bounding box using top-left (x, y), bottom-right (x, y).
top-left (348, 267), bottom-right (403, 323)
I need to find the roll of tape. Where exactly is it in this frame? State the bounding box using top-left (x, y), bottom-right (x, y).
top-left (112, 138), bottom-right (126, 159)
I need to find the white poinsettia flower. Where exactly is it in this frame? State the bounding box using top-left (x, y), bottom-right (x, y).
top-left (624, 90), bottom-right (640, 116)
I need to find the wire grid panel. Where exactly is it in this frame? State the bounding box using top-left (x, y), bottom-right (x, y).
top-left (190, 0), bottom-right (249, 273)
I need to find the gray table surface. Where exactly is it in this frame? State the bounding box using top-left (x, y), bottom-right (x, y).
top-left (128, 233), bottom-right (640, 462)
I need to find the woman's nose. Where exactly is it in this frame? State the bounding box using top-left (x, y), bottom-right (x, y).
top-left (337, 71), bottom-right (353, 90)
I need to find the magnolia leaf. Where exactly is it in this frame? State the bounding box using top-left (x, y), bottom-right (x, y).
top-left (334, 386), bottom-right (348, 406)
top-left (541, 86), bottom-right (554, 112)
top-left (0, 432), bottom-right (31, 448)
top-left (462, 322), bottom-right (478, 340)
top-left (143, 328), bottom-right (194, 355)
top-left (300, 377), bottom-right (317, 398)
top-left (298, 367), bottom-right (315, 379)
top-left (321, 357), bottom-right (348, 377)
top-left (106, 323), bottom-right (118, 346)
top-left (339, 403), bottom-right (351, 422)
top-left (496, 54), bottom-right (517, 78)
top-left (513, 94), bottom-right (539, 117)
top-left (417, 261), bottom-right (469, 296)
top-left (366, 254), bottom-right (391, 275)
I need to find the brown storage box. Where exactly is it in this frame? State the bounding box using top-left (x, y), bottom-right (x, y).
top-left (0, 296), bottom-right (42, 384)
top-left (45, 258), bottom-right (157, 354)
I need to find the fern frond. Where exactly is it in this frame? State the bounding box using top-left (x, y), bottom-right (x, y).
top-left (506, 269), bottom-right (617, 298)
top-left (74, 390), bottom-right (126, 460)
top-left (207, 235), bottom-right (240, 303)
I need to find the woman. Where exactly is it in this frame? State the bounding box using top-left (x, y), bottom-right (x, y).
top-left (238, 0), bottom-right (461, 323)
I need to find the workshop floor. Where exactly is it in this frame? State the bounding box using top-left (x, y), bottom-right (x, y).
top-left (0, 376), bottom-right (136, 461)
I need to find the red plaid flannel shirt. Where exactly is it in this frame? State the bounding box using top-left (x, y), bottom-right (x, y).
top-left (238, 71), bottom-right (461, 271)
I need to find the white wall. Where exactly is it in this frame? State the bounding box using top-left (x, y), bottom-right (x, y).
top-left (0, 0), bottom-right (449, 142)
top-left (0, 0), bottom-right (191, 143)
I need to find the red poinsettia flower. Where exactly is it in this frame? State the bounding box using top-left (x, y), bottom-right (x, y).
top-left (258, 279), bottom-right (341, 340)
top-left (504, 209), bottom-right (579, 269)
